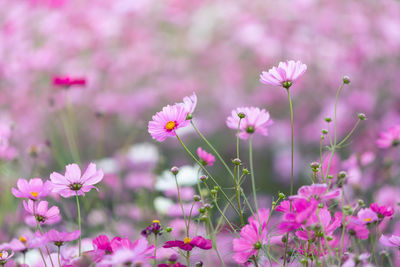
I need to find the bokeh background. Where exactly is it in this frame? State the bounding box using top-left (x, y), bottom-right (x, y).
top-left (1, 0), bottom-right (400, 263)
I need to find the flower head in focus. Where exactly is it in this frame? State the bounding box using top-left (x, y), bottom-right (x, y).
top-left (23, 200), bottom-right (61, 226)
top-left (260, 60), bottom-right (307, 89)
top-left (50, 163), bottom-right (104, 198)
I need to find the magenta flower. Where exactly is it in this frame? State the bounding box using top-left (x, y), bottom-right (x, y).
top-left (357, 208), bottom-right (378, 224)
top-left (370, 203), bottom-right (394, 219)
top-left (379, 234), bottom-right (400, 248)
top-left (89, 235), bottom-right (122, 262)
top-left (99, 238), bottom-right (154, 265)
top-left (197, 147), bottom-right (215, 166)
top-left (226, 107), bottom-right (273, 140)
top-left (23, 200), bottom-right (61, 226)
top-left (346, 217), bottom-right (369, 240)
top-left (260, 60), bottom-right (307, 89)
top-left (277, 198), bottom-right (319, 233)
top-left (289, 184), bottom-right (341, 202)
top-left (148, 104), bottom-right (190, 142)
top-left (376, 125), bottom-right (400, 148)
top-left (53, 76), bottom-right (86, 88)
top-left (233, 212), bottom-right (269, 264)
top-left (46, 229), bottom-right (80, 247)
top-left (11, 178), bottom-right (52, 201)
top-left (50, 163), bottom-right (104, 198)
top-left (0, 250), bottom-right (14, 265)
top-left (163, 236), bottom-right (212, 251)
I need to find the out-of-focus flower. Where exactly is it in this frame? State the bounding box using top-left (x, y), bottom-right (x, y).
top-left (89, 235), bottom-right (121, 263)
top-left (46, 229), bottom-right (80, 247)
top-left (177, 92), bottom-right (197, 115)
top-left (196, 147), bottom-right (215, 166)
top-left (357, 208), bottom-right (378, 224)
top-left (6, 231), bottom-right (45, 252)
top-left (346, 217), bottom-right (369, 240)
top-left (141, 220), bottom-right (162, 237)
top-left (12, 178), bottom-right (53, 201)
top-left (50, 163), bottom-right (104, 198)
top-left (0, 250), bottom-right (14, 265)
top-left (163, 236), bottom-right (212, 251)
top-left (155, 165), bottom-right (200, 191)
top-left (148, 104), bottom-right (190, 142)
top-left (376, 125), bottom-right (400, 148)
top-left (52, 76), bottom-right (86, 88)
top-left (370, 203), bottom-right (394, 219)
top-left (226, 107), bottom-right (273, 140)
top-left (260, 60), bottom-right (307, 89)
top-left (23, 200), bottom-right (61, 226)
top-left (341, 253), bottom-right (370, 267)
top-left (379, 234), bottom-right (400, 248)
top-left (290, 184), bottom-right (341, 201)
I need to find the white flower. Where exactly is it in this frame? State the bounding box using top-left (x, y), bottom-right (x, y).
top-left (127, 142), bottom-right (159, 164)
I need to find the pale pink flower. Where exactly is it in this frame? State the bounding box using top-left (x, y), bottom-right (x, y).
top-left (226, 107), bottom-right (273, 140)
top-left (50, 163), bottom-right (104, 198)
top-left (46, 229), bottom-right (80, 246)
top-left (12, 178), bottom-right (52, 201)
top-left (380, 234), bottom-right (400, 248)
top-left (148, 104), bottom-right (190, 142)
top-left (376, 125), bottom-right (400, 148)
top-left (289, 184), bottom-right (341, 201)
top-left (260, 60), bottom-right (307, 89)
top-left (357, 208), bottom-right (378, 224)
top-left (197, 147), bottom-right (215, 166)
top-left (23, 200), bottom-right (61, 226)
top-left (179, 92), bottom-right (197, 115)
top-left (0, 250), bottom-right (14, 264)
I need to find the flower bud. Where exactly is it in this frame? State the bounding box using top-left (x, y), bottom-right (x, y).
top-left (193, 195), bottom-right (201, 202)
top-left (278, 192), bottom-right (286, 199)
top-left (327, 175), bottom-right (333, 180)
top-left (357, 199), bottom-right (365, 207)
top-left (281, 236), bottom-right (287, 243)
top-left (165, 227), bottom-right (172, 233)
top-left (204, 203), bottom-right (211, 210)
top-left (199, 207), bottom-right (206, 213)
top-left (237, 112), bottom-right (246, 119)
top-left (195, 261), bottom-right (203, 267)
top-left (200, 215), bottom-right (208, 222)
top-left (171, 166), bottom-right (179, 175)
top-left (321, 129), bottom-right (328, 135)
top-left (282, 81), bottom-right (293, 89)
top-left (325, 117), bottom-right (332, 123)
top-left (199, 175), bottom-right (207, 182)
top-left (243, 168), bottom-right (249, 175)
top-left (232, 158), bottom-right (242, 165)
top-left (338, 171), bottom-right (347, 179)
top-left (318, 203), bottom-right (323, 209)
top-left (210, 189), bottom-right (217, 195)
top-left (342, 76), bottom-right (351, 84)
top-left (358, 113), bottom-right (367, 120)
top-left (186, 113), bottom-right (193, 120)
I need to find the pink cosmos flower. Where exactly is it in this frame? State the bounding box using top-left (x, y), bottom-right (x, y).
top-left (99, 238), bottom-right (154, 266)
top-left (148, 104), bottom-right (190, 142)
top-left (260, 60), bottom-right (307, 89)
top-left (370, 203), bottom-right (394, 219)
top-left (46, 229), bottom-right (80, 246)
top-left (163, 236), bottom-right (212, 251)
top-left (11, 178), bottom-right (53, 201)
top-left (53, 76), bottom-right (86, 88)
top-left (50, 163), bottom-right (104, 198)
top-left (277, 198), bottom-right (319, 233)
top-left (226, 107), bottom-right (273, 140)
top-left (357, 208), bottom-right (378, 224)
top-left (0, 250), bottom-right (14, 264)
top-left (376, 125), bottom-right (400, 148)
top-left (197, 147), bottom-right (215, 166)
top-left (178, 92), bottom-right (197, 115)
top-left (23, 200), bottom-right (61, 226)
top-left (89, 235), bottom-right (121, 262)
top-left (346, 217), bottom-right (369, 240)
top-left (379, 234), bottom-right (400, 248)
top-left (289, 184), bottom-right (341, 202)
top-left (7, 231), bottom-right (46, 252)
top-left (233, 210), bottom-right (269, 264)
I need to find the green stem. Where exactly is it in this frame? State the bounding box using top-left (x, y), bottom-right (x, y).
top-left (336, 120), bottom-right (361, 147)
top-left (287, 89), bottom-right (294, 196)
top-left (190, 121), bottom-right (234, 178)
top-left (186, 251), bottom-right (190, 266)
top-left (207, 219), bottom-right (225, 267)
top-left (173, 174), bottom-right (189, 235)
top-left (58, 246), bottom-right (61, 267)
top-left (249, 137), bottom-right (259, 213)
top-left (154, 234), bottom-right (158, 267)
top-left (75, 193), bottom-right (82, 256)
top-left (175, 134), bottom-right (240, 216)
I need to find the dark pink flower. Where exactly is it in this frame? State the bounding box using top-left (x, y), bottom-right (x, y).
top-left (277, 198), bottom-right (319, 233)
top-left (197, 147), bottom-right (215, 166)
top-left (50, 163), bottom-right (104, 198)
top-left (376, 125), bottom-right (400, 148)
top-left (226, 107), bottom-right (273, 140)
top-left (23, 200), bottom-right (61, 226)
top-left (148, 104), bottom-right (190, 142)
top-left (370, 203), bottom-right (394, 219)
top-left (379, 234), bottom-right (400, 248)
top-left (260, 60), bottom-right (307, 89)
top-left (11, 178), bottom-right (52, 201)
top-left (46, 229), bottom-right (80, 246)
top-left (53, 76), bottom-right (86, 88)
top-left (290, 184), bottom-right (341, 202)
top-left (163, 236), bottom-right (212, 251)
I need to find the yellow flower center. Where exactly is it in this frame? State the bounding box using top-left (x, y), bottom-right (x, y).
top-left (19, 236), bottom-right (27, 243)
top-left (184, 237), bottom-right (191, 244)
top-left (0, 252), bottom-right (2, 257)
top-left (30, 192), bottom-right (39, 198)
top-left (165, 121), bottom-right (176, 131)
top-left (364, 218), bottom-right (372, 222)
top-left (152, 220), bottom-right (160, 224)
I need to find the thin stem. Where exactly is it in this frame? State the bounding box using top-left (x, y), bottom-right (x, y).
top-left (207, 219), bottom-right (225, 267)
top-left (337, 119), bottom-right (361, 147)
top-left (175, 134), bottom-right (240, 216)
top-left (33, 202), bottom-right (52, 267)
top-left (249, 136), bottom-right (259, 214)
top-left (173, 174), bottom-right (188, 235)
top-left (58, 246), bottom-right (61, 267)
top-left (186, 251), bottom-right (190, 266)
top-left (190, 121), bottom-right (234, 178)
top-left (287, 89), bottom-right (295, 196)
top-left (154, 234), bottom-right (158, 267)
top-left (75, 193), bottom-right (82, 256)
